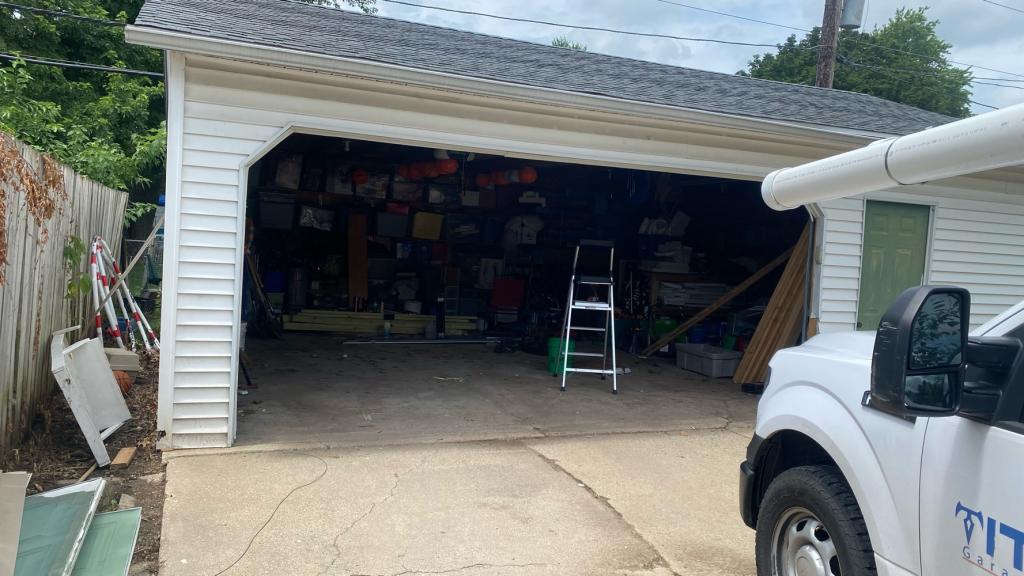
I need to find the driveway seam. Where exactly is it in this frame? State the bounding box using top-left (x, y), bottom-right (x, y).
top-left (163, 421), bottom-right (749, 462)
top-left (523, 443), bottom-right (683, 576)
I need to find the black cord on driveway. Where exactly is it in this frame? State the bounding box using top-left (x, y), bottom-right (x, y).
top-left (211, 453), bottom-right (330, 576)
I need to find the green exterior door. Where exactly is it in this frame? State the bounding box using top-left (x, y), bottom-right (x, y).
top-left (857, 201), bottom-right (930, 330)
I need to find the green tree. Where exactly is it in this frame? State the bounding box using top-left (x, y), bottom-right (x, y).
top-left (0, 0), bottom-right (376, 194)
top-left (0, 1), bottom-right (165, 192)
top-left (552, 36), bottom-right (587, 51)
top-left (740, 8), bottom-right (972, 118)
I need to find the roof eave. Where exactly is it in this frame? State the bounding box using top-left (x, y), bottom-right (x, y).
top-left (126, 24), bottom-right (893, 146)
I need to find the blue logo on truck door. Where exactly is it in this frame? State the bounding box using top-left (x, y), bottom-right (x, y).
top-left (958, 501), bottom-right (1024, 575)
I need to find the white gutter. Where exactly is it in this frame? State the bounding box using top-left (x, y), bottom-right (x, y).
top-left (125, 25), bottom-right (890, 147)
top-left (762, 102), bottom-right (1024, 210)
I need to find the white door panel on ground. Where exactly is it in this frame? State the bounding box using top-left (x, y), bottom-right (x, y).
top-left (921, 417), bottom-right (1024, 576)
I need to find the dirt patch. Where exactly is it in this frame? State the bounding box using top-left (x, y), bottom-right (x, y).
top-left (2, 350), bottom-right (165, 573)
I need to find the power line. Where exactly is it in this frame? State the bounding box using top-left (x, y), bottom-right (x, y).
top-left (377, 0), bottom-right (786, 48)
top-left (838, 54), bottom-right (1024, 91)
top-left (980, 0), bottom-right (1024, 15)
top-left (372, 0), bottom-right (1024, 100)
top-left (974, 79), bottom-right (1024, 91)
top-left (0, 52), bottom-right (163, 77)
top-left (838, 36), bottom-right (1024, 80)
top-left (650, 0), bottom-right (807, 33)
top-left (836, 56), bottom-right (999, 110)
top-left (646, 0), bottom-right (1024, 80)
top-left (0, 1), bottom-right (123, 26)
top-left (974, 75), bottom-right (1024, 83)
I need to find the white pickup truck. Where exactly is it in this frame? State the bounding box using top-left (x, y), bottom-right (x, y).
top-left (739, 103), bottom-right (1024, 576)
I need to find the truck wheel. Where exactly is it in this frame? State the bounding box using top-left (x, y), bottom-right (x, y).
top-left (756, 465), bottom-right (876, 576)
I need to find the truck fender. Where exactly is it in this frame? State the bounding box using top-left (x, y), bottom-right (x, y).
top-left (756, 381), bottom-right (920, 575)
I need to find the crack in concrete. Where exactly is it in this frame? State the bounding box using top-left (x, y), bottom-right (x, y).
top-left (318, 460), bottom-right (423, 576)
top-left (525, 446), bottom-right (682, 576)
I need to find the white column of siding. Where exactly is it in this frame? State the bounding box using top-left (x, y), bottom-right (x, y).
top-left (817, 198), bottom-right (865, 332)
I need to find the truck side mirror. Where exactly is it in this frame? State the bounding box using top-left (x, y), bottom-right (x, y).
top-left (869, 286), bottom-right (970, 418)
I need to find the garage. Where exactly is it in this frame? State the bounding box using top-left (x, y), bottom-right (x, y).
top-left (126, 0), bottom-right (1022, 450)
top-left (232, 132), bottom-right (804, 446)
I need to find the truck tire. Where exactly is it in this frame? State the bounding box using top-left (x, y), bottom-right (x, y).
top-left (755, 465), bottom-right (876, 576)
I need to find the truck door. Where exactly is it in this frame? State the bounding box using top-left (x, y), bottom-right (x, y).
top-left (919, 318), bottom-right (1024, 575)
top-left (920, 418), bottom-right (1024, 575)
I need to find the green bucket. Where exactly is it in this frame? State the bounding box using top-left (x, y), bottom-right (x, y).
top-left (547, 337), bottom-right (575, 375)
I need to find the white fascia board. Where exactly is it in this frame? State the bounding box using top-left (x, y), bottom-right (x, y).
top-left (125, 26), bottom-right (886, 147)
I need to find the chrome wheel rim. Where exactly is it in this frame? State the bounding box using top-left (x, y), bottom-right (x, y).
top-left (771, 507), bottom-right (840, 576)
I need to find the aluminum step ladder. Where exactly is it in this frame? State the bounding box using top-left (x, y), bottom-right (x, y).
top-left (558, 241), bottom-right (618, 394)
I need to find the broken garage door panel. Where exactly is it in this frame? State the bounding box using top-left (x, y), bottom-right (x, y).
top-left (70, 507), bottom-right (143, 576)
top-left (15, 478), bottom-right (106, 576)
top-left (50, 327), bottom-right (131, 467)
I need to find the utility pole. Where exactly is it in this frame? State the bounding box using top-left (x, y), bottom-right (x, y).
top-left (815, 0), bottom-right (843, 88)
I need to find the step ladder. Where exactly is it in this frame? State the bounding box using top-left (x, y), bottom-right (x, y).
top-left (558, 241), bottom-right (618, 394)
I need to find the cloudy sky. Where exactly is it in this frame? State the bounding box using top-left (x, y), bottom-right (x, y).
top-left (361, 0), bottom-right (1024, 114)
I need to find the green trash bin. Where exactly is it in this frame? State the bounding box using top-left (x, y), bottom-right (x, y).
top-left (547, 337), bottom-right (575, 375)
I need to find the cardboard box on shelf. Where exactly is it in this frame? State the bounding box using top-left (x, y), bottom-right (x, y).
top-left (412, 212), bottom-right (444, 240)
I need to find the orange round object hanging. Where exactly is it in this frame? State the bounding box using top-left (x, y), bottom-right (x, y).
top-left (353, 169), bottom-right (370, 185)
top-left (492, 171), bottom-right (510, 186)
top-left (424, 162), bottom-right (439, 178)
top-left (409, 163), bottom-right (425, 179)
top-left (519, 165), bottom-right (538, 184)
top-left (438, 158), bottom-right (459, 174)
top-left (475, 173), bottom-right (492, 187)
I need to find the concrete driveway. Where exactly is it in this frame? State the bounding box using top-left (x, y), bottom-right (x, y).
top-left (160, 426), bottom-right (756, 576)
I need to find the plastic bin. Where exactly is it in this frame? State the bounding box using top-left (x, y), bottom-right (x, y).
top-left (547, 337), bottom-right (575, 375)
top-left (676, 343), bottom-right (743, 378)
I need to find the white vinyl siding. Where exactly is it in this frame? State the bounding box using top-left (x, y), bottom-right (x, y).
top-left (818, 190), bottom-right (1024, 333)
top-left (928, 203), bottom-right (1024, 328)
top-left (165, 65), bottom-right (282, 448)
top-left (817, 198), bottom-right (865, 333)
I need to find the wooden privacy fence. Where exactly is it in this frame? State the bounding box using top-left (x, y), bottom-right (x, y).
top-left (0, 133), bottom-right (128, 458)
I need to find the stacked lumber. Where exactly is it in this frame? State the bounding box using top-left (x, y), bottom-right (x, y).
top-left (732, 224), bottom-right (811, 385)
top-left (284, 310), bottom-right (478, 336)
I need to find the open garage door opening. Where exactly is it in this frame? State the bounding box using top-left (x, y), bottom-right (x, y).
top-left (236, 133), bottom-right (808, 447)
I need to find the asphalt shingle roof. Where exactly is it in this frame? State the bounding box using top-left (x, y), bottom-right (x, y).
top-left (133, 0), bottom-right (957, 135)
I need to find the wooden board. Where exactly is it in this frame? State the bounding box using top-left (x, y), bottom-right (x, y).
top-left (732, 224), bottom-right (811, 384)
top-left (110, 447), bottom-right (137, 470)
top-left (347, 214), bottom-right (368, 308)
top-left (283, 309), bottom-right (476, 336)
top-left (639, 245), bottom-right (796, 357)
